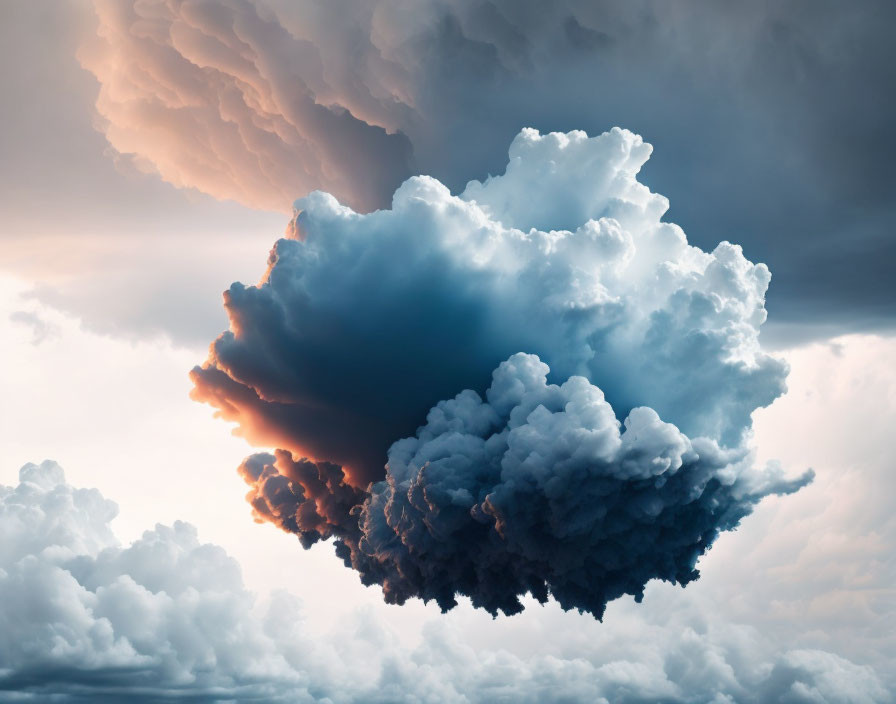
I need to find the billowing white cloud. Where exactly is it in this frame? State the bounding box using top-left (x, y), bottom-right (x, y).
top-left (0, 461), bottom-right (308, 700)
top-left (0, 460), bottom-right (886, 702)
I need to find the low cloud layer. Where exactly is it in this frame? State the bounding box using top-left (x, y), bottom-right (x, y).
top-left (0, 461), bottom-right (883, 702)
top-left (0, 461), bottom-right (310, 700)
top-left (193, 127), bottom-right (810, 616)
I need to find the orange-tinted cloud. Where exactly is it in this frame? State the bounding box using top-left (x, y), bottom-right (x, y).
top-left (190, 362), bottom-right (393, 486)
top-left (238, 449), bottom-right (364, 545)
top-left (80, 0), bottom-right (412, 213)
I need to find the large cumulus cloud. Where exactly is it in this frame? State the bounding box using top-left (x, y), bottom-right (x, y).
top-left (192, 127), bottom-right (810, 617)
top-left (0, 461), bottom-right (885, 703)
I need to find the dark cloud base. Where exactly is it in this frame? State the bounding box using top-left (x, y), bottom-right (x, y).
top-left (239, 354), bottom-right (811, 619)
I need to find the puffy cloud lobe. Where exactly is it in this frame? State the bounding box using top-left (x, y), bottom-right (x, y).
top-left (192, 127), bottom-right (786, 485)
top-left (239, 450), bottom-right (364, 548)
top-left (0, 461), bottom-right (883, 702)
top-left (0, 460), bottom-right (118, 567)
top-left (241, 354), bottom-right (811, 618)
top-left (0, 461), bottom-right (312, 700)
top-left (80, 0), bottom-right (412, 213)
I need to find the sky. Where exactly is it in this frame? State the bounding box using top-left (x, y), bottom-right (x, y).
top-left (0, 1), bottom-right (894, 702)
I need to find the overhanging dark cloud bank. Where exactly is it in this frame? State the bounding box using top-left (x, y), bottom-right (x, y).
top-left (193, 127), bottom-right (812, 617)
top-left (83, 0), bottom-right (896, 337)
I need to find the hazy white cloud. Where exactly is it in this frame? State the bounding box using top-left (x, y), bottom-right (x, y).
top-left (8, 310), bottom-right (58, 345)
top-left (711, 334), bottom-right (896, 688)
top-left (0, 460), bottom-right (885, 703)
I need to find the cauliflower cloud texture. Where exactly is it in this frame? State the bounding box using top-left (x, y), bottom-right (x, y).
top-left (192, 127), bottom-right (810, 616)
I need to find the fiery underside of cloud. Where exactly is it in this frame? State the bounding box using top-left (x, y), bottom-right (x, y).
top-left (190, 127), bottom-right (812, 617)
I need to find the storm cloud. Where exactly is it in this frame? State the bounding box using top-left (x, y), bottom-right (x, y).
top-left (78, 0), bottom-right (896, 334)
top-left (193, 127), bottom-right (811, 616)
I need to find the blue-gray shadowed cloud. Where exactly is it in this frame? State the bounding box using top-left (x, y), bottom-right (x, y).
top-left (193, 128), bottom-right (812, 617)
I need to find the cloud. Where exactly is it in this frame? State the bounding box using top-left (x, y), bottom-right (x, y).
top-left (80, 0), bottom-right (413, 213)
top-left (713, 333), bottom-right (896, 688)
top-left (0, 460), bottom-right (884, 702)
top-left (191, 127), bottom-right (811, 616)
top-left (193, 127), bottom-right (786, 481)
top-left (239, 450), bottom-right (365, 548)
top-left (5, 1), bottom-right (892, 349)
top-left (8, 310), bottom-right (58, 345)
top-left (243, 352), bottom-right (809, 617)
top-left (0, 461), bottom-right (308, 701)
top-left (74, 0), bottom-right (896, 336)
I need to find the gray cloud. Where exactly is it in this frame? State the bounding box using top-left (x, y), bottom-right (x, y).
top-left (72, 0), bottom-right (896, 338)
top-left (0, 460), bottom-right (884, 703)
top-left (3, 0), bottom-right (891, 346)
top-left (8, 310), bottom-right (58, 345)
top-left (80, 0), bottom-right (412, 214)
